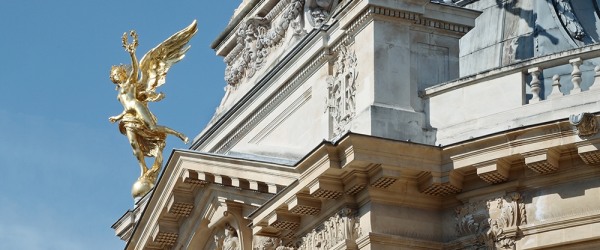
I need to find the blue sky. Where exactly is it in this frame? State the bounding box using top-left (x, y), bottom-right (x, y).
top-left (0, 1), bottom-right (240, 249)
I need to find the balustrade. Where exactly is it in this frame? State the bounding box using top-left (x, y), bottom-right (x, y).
top-left (526, 56), bottom-right (600, 103)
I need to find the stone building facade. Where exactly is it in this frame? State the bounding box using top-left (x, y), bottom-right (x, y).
top-left (114, 0), bottom-right (600, 249)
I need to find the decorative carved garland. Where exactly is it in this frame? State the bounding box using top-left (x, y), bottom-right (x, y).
top-left (326, 44), bottom-right (358, 138)
top-left (225, 0), bottom-right (305, 86)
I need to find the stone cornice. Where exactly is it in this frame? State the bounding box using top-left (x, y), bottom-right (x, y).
top-left (125, 150), bottom-right (297, 250)
top-left (130, 124), bottom-right (600, 248)
top-left (447, 120), bottom-right (578, 170)
top-left (344, 3), bottom-right (477, 37)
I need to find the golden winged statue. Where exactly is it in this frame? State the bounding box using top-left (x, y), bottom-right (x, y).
top-left (109, 20), bottom-right (197, 199)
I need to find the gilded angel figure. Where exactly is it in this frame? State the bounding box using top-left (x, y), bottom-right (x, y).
top-left (109, 20), bottom-right (197, 199)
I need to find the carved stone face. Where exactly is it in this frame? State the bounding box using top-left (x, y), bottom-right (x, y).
top-left (310, 8), bottom-right (329, 26)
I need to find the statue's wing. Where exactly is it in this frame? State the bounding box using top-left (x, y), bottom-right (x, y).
top-left (138, 20), bottom-right (197, 96)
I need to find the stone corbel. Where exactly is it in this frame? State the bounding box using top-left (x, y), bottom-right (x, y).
top-left (309, 176), bottom-right (344, 199)
top-left (368, 165), bottom-right (399, 189)
top-left (268, 211), bottom-right (301, 231)
top-left (151, 221), bottom-right (179, 247)
top-left (166, 191), bottom-right (195, 217)
top-left (418, 170), bottom-right (463, 196)
top-left (475, 159), bottom-right (511, 184)
top-left (576, 139), bottom-right (600, 165)
top-left (288, 193), bottom-right (321, 215)
top-left (343, 171), bottom-right (369, 195)
top-left (521, 148), bottom-right (560, 174)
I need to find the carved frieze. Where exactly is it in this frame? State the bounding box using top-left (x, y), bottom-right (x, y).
top-left (253, 236), bottom-right (281, 250)
top-left (326, 45), bottom-right (358, 138)
top-left (225, 0), bottom-right (305, 86)
top-left (454, 192), bottom-right (527, 249)
top-left (292, 208), bottom-right (361, 249)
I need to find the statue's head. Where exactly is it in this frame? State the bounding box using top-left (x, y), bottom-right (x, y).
top-left (224, 223), bottom-right (236, 237)
top-left (110, 65), bottom-right (128, 84)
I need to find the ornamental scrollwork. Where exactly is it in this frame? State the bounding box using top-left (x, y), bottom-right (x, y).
top-left (326, 45), bottom-right (358, 138)
top-left (569, 112), bottom-right (598, 137)
top-left (552, 0), bottom-right (585, 40)
top-left (454, 192), bottom-right (527, 249)
top-left (225, 0), bottom-right (305, 86)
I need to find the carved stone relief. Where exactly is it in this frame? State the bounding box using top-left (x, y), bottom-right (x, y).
top-left (326, 45), bottom-right (358, 138)
top-left (291, 208), bottom-right (361, 249)
top-left (454, 192), bottom-right (527, 249)
top-left (569, 112), bottom-right (598, 137)
top-left (305, 0), bottom-right (339, 28)
top-left (252, 236), bottom-right (280, 250)
top-left (552, 0), bottom-right (585, 41)
top-left (225, 0), bottom-right (305, 86)
top-left (253, 236), bottom-right (295, 250)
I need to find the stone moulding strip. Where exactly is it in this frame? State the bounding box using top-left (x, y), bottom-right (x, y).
top-left (355, 232), bottom-right (445, 249)
top-left (212, 49), bottom-right (331, 154)
top-left (519, 209), bottom-right (600, 236)
top-left (264, 0), bottom-right (290, 21)
top-left (248, 87), bottom-right (312, 144)
top-left (449, 127), bottom-right (567, 169)
top-left (345, 5), bottom-right (471, 36)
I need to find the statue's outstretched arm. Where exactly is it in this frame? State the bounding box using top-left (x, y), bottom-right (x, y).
top-left (122, 31), bottom-right (140, 82)
top-left (128, 49), bottom-right (139, 82)
top-left (109, 110), bottom-right (127, 123)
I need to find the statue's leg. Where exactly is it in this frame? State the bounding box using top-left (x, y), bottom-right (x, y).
top-left (146, 143), bottom-right (165, 181)
top-left (135, 104), bottom-right (189, 143)
top-left (151, 149), bottom-right (164, 173)
top-left (126, 129), bottom-right (147, 177)
top-left (152, 125), bottom-right (188, 143)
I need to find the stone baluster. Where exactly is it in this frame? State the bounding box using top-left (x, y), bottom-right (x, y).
top-left (590, 66), bottom-right (600, 90)
top-left (569, 58), bottom-right (582, 94)
top-left (528, 67), bottom-right (542, 103)
top-left (547, 74), bottom-right (564, 99)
